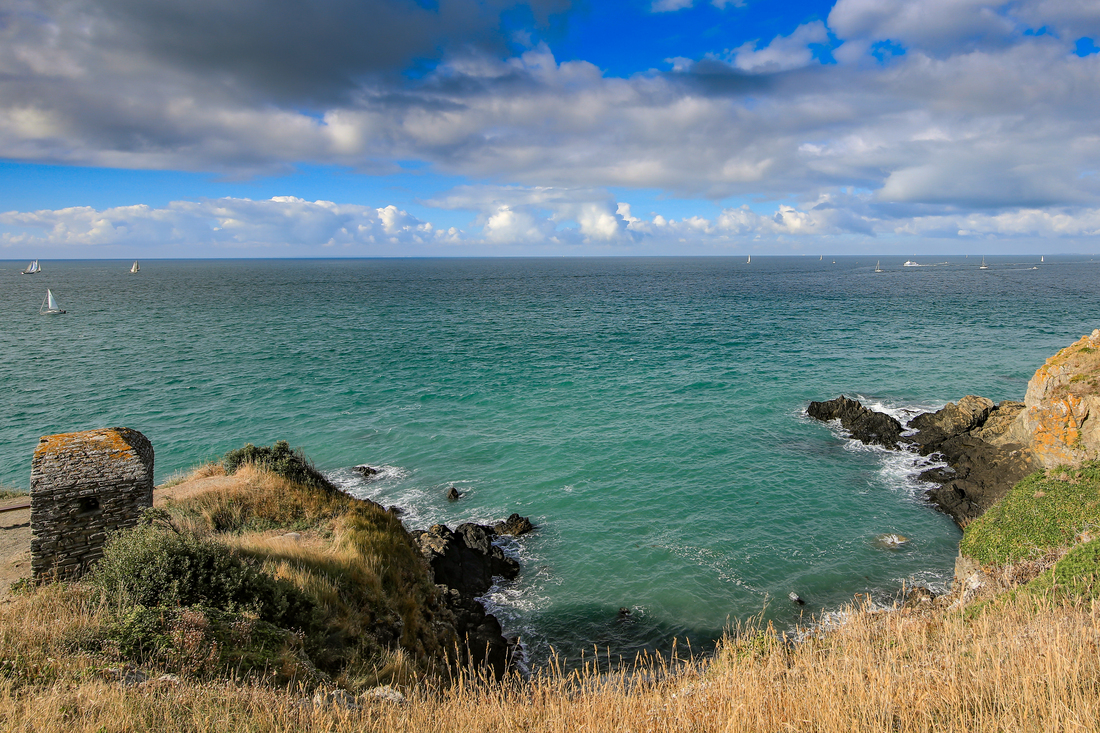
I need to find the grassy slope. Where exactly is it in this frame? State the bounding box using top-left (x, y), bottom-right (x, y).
top-left (3, 461), bottom-right (1100, 731)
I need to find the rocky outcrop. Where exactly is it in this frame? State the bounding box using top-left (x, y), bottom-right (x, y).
top-left (807, 395), bottom-right (1039, 527)
top-left (410, 521), bottom-right (527, 678)
top-left (994, 329), bottom-right (1100, 468)
top-left (493, 513), bottom-right (535, 537)
top-left (806, 396), bottom-right (904, 449)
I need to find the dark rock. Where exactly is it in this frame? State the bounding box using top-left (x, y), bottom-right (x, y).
top-left (386, 505), bottom-right (402, 517)
top-left (920, 435), bottom-right (1039, 526)
top-left (411, 523), bottom-right (519, 599)
top-left (446, 486), bottom-right (462, 501)
top-left (907, 395), bottom-right (994, 446)
top-left (972, 400), bottom-right (1026, 443)
top-left (438, 586), bottom-right (516, 678)
top-left (917, 467), bottom-right (955, 484)
top-left (807, 396), bottom-right (904, 449)
top-left (492, 513), bottom-right (535, 536)
top-left (354, 464), bottom-right (380, 478)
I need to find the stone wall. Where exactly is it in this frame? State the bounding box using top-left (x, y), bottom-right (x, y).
top-left (30, 427), bottom-right (154, 580)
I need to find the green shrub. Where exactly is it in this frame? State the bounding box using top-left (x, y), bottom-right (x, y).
top-left (960, 462), bottom-right (1100, 565)
top-left (90, 514), bottom-right (316, 632)
top-left (1054, 541), bottom-right (1100, 601)
top-left (223, 440), bottom-right (334, 493)
top-left (104, 604), bottom-right (317, 683)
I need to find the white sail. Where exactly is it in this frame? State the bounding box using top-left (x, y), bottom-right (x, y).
top-left (130, 260), bottom-right (139, 273)
top-left (1041, 255), bottom-right (1044, 263)
top-left (22, 259), bottom-right (39, 274)
top-left (747, 255), bottom-right (751, 264)
top-left (40, 288), bottom-right (64, 314)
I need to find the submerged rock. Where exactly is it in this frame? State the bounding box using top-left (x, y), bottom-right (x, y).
top-left (353, 464), bottom-right (380, 479)
top-left (806, 396), bottom-right (904, 449)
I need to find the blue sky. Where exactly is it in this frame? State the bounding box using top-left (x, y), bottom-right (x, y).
top-left (1, 0), bottom-right (1099, 257)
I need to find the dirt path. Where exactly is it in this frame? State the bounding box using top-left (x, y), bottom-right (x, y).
top-left (0, 497), bottom-right (31, 599)
top-left (0, 477), bottom-right (230, 600)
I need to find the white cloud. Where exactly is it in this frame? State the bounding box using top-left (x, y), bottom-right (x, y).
top-left (1, 0), bottom-right (1100, 252)
top-left (651, 0), bottom-right (695, 12)
top-left (729, 21), bottom-right (829, 73)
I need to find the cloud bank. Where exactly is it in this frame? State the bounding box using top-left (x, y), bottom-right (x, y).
top-left (2, 0), bottom-right (1100, 253)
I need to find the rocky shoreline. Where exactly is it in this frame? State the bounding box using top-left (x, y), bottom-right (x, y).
top-left (807, 394), bottom-right (1039, 527)
top-left (409, 514), bottom-right (535, 678)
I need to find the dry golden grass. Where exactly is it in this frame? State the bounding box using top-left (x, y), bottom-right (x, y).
top-left (2, 584), bottom-right (1099, 732)
top-left (160, 463), bottom-right (453, 688)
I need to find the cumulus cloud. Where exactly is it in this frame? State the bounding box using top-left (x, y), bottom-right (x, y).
top-left (0, 197), bottom-right (444, 255)
top-left (728, 21), bottom-right (830, 73)
top-left (2, 0), bottom-right (1100, 250)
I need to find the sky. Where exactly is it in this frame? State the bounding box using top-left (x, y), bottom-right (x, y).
top-left (1, 0), bottom-right (1099, 258)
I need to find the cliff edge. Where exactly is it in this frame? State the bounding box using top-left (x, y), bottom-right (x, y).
top-left (996, 328), bottom-right (1100, 467)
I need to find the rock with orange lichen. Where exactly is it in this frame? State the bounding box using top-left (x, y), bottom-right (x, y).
top-left (994, 329), bottom-right (1100, 468)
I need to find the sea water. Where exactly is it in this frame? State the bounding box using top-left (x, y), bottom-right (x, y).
top-left (2, 255), bottom-right (1097, 665)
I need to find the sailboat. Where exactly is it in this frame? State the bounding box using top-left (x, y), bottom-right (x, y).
top-left (130, 260), bottom-right (140, 273)
top-left (21, 259), bottom-right (40, 275)
top-left (875, 260), bottom-right (883, 272)
top-left (40, 289), bottom-right (65, 315)
top-left (1041, 255), bottom-right (1045, 263)
top-left (979, 257), bottom-right (989, 270)
top-left (747, 255), bottom-right (751, 264)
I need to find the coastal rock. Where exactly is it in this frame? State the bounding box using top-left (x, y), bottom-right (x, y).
top-left (972, 401), bottom-right (1026, 443)
top-left (492, 513), bottom-right (535, 537)
top-left (919, 435), bottom-right (1038, 525)
top-left (411, 523), bottom-right (519, 598)
top-left (438, 586), bottom-right (516, 678)
top-left (902, 586), bottom-right (935, 609)
top-left (806, 396), bottom-right (904, 449)
top-left (996, 329), bottom-right (1100, 468)
top-left (353, 464), bottom-right (380, 479)
top-left (907, 395), bottom-right (994, 445)
top-left (446, 486), bottom-right (462, 501)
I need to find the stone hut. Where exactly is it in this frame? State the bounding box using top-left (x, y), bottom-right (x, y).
top-left (30, 427), bottom-right (154, 580)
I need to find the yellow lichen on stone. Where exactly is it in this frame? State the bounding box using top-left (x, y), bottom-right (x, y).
top-left (1011, 330), bottom-right (1100, 468)
top-left (34, 429), bottom-right (139, 463)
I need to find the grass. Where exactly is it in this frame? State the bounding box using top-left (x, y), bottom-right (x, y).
top-left (0, 484), bottom-right (28, 501)
top-left (959, 461), bottom-right (1100, 565)
top-left (5, 449), bottom-right (1100, 730)
top-left (155, 462), bottom-right (453, 688)
top-left (1, 590), bottom-right (1098, 731)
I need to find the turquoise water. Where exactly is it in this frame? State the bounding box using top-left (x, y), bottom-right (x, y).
top-left (2, 256), bottom-right (1098, 665)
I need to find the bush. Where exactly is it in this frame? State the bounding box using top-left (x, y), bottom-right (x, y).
top-left (223, 440), bottom-right (334, 493)
top-left (90, 515), bottom-right (316, 632)
top-left (1054, 541), bottom-right (1100, 601)
top-left (105, 604), bottom-right (317, 683)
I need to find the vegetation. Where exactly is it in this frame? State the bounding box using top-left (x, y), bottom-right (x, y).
top-left (223, 440), bottom-right (334, 493)
top-left (959, 461), bottom-right (1100, 564)
top-left (4, 445), bottom-right (1100, 730)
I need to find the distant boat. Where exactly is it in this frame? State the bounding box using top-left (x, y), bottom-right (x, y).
top-left (903, 260), bottom-right (919, 267)
top-left (747, 255), bottom-right (751, 264)
top-left (819, 255), bottom-right (822, 261)
top-left (130, 260), bottom-right (140, 273)
top-left (875, 260), bottom-right (883, 272)
top-left (979, 257), bottom-right (989, 270)
top-left (21, 260), bottom-right (40, 275)
top-left (40, 288), bottom-right (65, 315)
top-left (1041, 255), bottom-right (1045, 263)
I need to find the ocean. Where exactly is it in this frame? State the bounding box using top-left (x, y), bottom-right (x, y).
top-left (2, 255), bottom-right (1096, 666)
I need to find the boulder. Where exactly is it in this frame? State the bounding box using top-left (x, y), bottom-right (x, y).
top-left (492, 513), bottom-right (535, 536)
top-left (437, 586), bottom-right (516, 678)
top-left (353, 465), bottom-right (380, 479)
top-left (806, 396), bottom-right (904, 449)
top-left (446, 486), bottom-right (462, 501)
